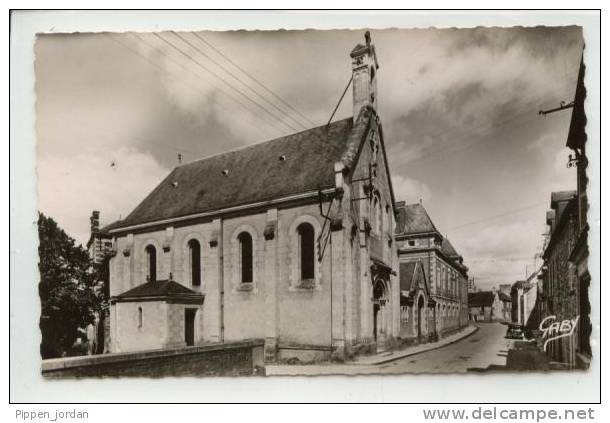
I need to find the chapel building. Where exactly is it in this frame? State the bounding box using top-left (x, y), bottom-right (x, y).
top-left (104, 32), bottom-right (401, 362)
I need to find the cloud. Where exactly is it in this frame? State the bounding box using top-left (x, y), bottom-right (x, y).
top-left (34, 26), bottom-right (584, 286)
top-left (527, 132), bottom-right (557, 152)
top-left (452, 218), bottom-right (546, 289)
top-left (37, 148), bottom-right (169, 245)
top-left (391, 174), bottom-right (432, 204)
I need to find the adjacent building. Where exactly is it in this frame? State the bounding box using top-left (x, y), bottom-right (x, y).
top-left (103, 32), bottom-right (402, 362)
top-left (538, 54), bottom-right (591, 370)
top-left (394, 202), bottom-right (469, 343)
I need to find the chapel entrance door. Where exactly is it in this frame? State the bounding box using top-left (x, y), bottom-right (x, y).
top-left (185, 309), bottom-right (196, 347)
top-left (373, 279), bottom-right (388, 352)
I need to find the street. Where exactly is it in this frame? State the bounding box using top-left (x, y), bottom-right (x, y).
top-left (265, 323), bottom-right (515, 376)
top-left (371, 323), bottom-right (512, 374)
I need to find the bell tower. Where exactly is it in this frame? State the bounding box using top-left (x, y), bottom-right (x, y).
top-left (350, 31), bottom-right (379, 121)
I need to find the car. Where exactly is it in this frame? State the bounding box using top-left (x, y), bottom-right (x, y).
top-left (505, 324), bottom-right (525, 340)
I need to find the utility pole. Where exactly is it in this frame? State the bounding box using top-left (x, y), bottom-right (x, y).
top-left (538, 100), bottom-right (574, 116)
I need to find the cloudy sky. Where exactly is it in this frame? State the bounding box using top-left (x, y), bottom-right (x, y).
top-left (35, 26), bottom-right (583, 289)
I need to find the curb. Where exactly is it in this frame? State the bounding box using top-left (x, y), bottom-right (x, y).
top-left (354, 325), bottom-right (480, 366)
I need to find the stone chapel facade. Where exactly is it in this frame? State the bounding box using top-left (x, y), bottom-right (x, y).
top-left (104, 32), bottom-right (400, 362)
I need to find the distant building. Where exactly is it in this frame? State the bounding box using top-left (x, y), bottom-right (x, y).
top-left (86, 211), bottom-right (113, 264)
top-left (498, 284), bottom-right (512, 297)
top-left (468, 291), bottom-right (501, 323)
top-left (497, 291), bottom-right (512, 322)
top-left (86, 211), bottom-right (114, 354)
top-left (511, 276), bottom-right (538, 326)
top-left (395, 202), bottom-right (470, 343)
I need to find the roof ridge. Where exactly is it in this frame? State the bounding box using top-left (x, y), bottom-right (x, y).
top-left (178, 116), bottom-right (353, 169)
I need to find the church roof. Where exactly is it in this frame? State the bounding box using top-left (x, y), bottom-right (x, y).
top-left (395, 203), bottom-right (438, 235)
top-left (108, 108), bottom-right (376, 231)
top-left (113, 279), bottom-right (204, 304)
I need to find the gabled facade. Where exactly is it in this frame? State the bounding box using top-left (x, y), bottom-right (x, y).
top-left (394, 202), bottom-right (470, 342)
top-left (399, 261), bottom-right (435, 341)
top-left (104, 32), bottom-right (401, 362)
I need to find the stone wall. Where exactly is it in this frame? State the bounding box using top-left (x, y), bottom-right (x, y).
top-left (41, 340), bottom-right (265, 379)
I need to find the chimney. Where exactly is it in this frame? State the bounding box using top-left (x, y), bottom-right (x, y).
top-left (350, 30), bottom-right (379, 121)
top-left (90, 210), bottom-right (100, 234)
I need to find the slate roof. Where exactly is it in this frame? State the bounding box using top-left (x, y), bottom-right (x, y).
top-left (441, 237), bottom-right (459, 258)
top-left (395, 203), bottom-right (438, 235)
top-left (109, 108), bottom-right (376, 231)
top-left (498, 292), bottom-right (512, 303)
top-left (114, 279), bottom-right (203, 302)
top-left (468, 291), bottom-right (496, 307)
top-left (550, 190), bottom-right (577, 207)
top-left (511, 280), bottom-right (532, 293)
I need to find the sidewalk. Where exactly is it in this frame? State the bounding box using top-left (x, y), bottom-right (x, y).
top-left (265, 325), bottom-right (478, 376)
top-left (353, 324), bottom-right (478, 365)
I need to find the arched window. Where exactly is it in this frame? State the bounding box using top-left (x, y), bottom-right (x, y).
top-left (137, 307), bottom-right (143, 328)
top-left (238, 232), bottom-right (253, 283)
top-left (188, 239), bottom-right (201, 287)
top-left (145, 245), bottom-right (156, 282)
top-left (297, 223), bottom-right (315, 280)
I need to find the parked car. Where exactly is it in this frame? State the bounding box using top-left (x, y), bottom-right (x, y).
top-left (505, 324), bottom-right (525, 339)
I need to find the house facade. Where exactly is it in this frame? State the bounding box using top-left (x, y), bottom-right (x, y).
top-left (538, 56), bottom-right (591, 370)
top-left (394, 202), bottom-right (469, 343)
top-left (104, 32), bottom-right (401, 362)
top-left (468, 291), bottom-right (501, 323)
top-left (511, 277), bottom-right (538, 326)
top-left (498, 292), bottom-right (512, 322)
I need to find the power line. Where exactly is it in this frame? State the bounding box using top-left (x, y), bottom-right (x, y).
top-left (185, 31), bottom-right (315, 129)
top-left (394, 69), bottom-right (578, 167)
top-left (149, 32), bottom-right (295, 136)
top-left (158, 32), bottom-right (302, 134)
top-left (109, 32), bottom-right (279, 141)
top-left (189, 32), bottom-right (317, 128)
top-left (446, 201), bottom-right (548, 232)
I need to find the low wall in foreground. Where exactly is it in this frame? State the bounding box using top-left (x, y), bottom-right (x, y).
top-left (41, 339), bottom-right (265, 379)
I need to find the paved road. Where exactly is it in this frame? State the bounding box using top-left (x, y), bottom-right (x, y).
top-left (266, 323), bottom-right (512, 376)
top-left (370, 322), bottom-right (513, 374)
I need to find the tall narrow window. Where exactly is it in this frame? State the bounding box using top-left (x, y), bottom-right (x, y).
top-left (188, 239), bottom-right (201, 287)
top-left (238, 232), bottom-right (253, 283)
top-left (137, 307), bottom-right (143, 328)
top-left (297, 223), bottom-right (315, 280)
top-left (145, 245), bottom-right (156, 282)
top-left (372, 195), bottom-right (382, 234)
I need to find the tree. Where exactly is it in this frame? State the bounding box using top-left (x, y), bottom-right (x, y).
top-left (38, 213), bottom-right (101, 358)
